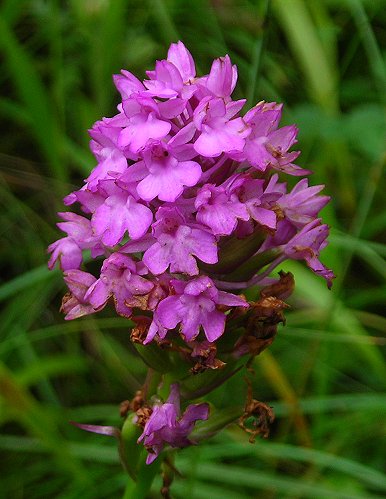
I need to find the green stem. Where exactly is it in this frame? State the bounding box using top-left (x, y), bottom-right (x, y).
top-left (222, 249), bottom-right (282, 282)
top-left (119, 414), bottom-right (143, 480)
top-left (180, 357), bottom-right (246, 401)
top-left (122, 451), bottom-right (161, 499)
top-left (134, 342), bottom-right (173, 373)
top-left (201, 230), bottom-right (265, 274)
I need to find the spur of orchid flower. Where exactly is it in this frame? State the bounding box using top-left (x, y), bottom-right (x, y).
top-left (48, 41), bottom-right (334, 466)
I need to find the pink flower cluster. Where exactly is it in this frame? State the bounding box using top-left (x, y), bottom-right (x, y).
top-left (48, 41), bottom-right (334, 346)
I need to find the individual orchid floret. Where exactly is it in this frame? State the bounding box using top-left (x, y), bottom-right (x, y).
top-left (89, 120), bottom-right (122, 162)
top-left (56, 212), bottom-right (96, 246)
top-left (86, 123), bottom-right (128, 191)
top-left (229, 175), bottom-right (280, 232)
top-left (91, 181), bottom-right (153, 246)
top-left (205, 54), bottom-right (237, 98)
top-left (84, 253), bottom-right (154, 317)
top-left (63, 186), bottom-right (106, 215)
top-left (195, 182), bottom-right (249, 236)
top-left (193, 97), bottom-right (250, 157)
top-left (118, 95), bottom-right (171, 154)
top-left (86, 150), bottom-right (128, 193)
top-left (144, 59), bottom-right (189, 99)
top-left (245, 101), bottom-right (283, 135)
top-left (120, 138), bottom-right (201, 203)
top-left (62, 270), bottom-right (97, 320)
top-left (138, 384), bottom-right (209, 464)
top-left (276, 178), bottom-right (330, 228)
top-left (239, 101), bottom-right (307, 176)
top-left (113, 69), bottom-right (145, 100)
top-left (167, 41), bottom-right (196, 83)
top-left (282, 219), bottom-right (335, 288)
top-left (142, 207), bottom-right (218, 276)
top-left (144, 42), bottom-right (197, 100)
top-left (264, 125), bottom-right (304, 175)
top-left (48, 236), bottom-right (83, 271)
top-left (145, 276), bottom-right (248, 344)
top-left (48, 212), bottom-right (104, 270)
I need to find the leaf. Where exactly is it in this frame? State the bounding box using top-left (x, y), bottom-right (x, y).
top-left (176, 460), bottom-right (373, 499)
top-left (201, 440), bottom-right (386, 492)
top-left (0, 17), bottom-right (65, 180)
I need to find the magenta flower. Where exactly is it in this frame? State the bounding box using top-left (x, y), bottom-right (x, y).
top-left (236, 101), bottom-right (308, 176)
top-left (143, 207), bottom-right (218, 276)
top-left (120, 139), bottom-right (201, 203)
top-left (205, 54), bottom-right (237, 98)
top-left (167, 41), bottom-right (196, 83)
top-left (113, 69), bottom-right (145, 100)
top-left (230, 176), bottom-right (279, 231)
top-left (283, 219), bottom-right (335, 288)
top-left (118, 96), bottom-right (171, 154)
top-left (195, 183), bottom-right (249, 235)
top-left (91, 182), bottom-right (153, 246)
top-left (86, 122), bottom-right (128, 191)
top-left (62, 270), bottom-right (97, 320)
top-left (48, 236), bottom-right (83, 271)
top-left (144, 60), bottom-right (185, 99)
top-left (193, 97), bottom-right (250, 157)
top-left (276, 178), bottom-right (330, 227)
top-left (138, 384), bottom-right (209, 464)
top-left (145, 276), bottom-right (248, 344)
top-left (84, 253), bottom-right (154, 317)
top-left (48, 212), bottom-right (104, 270)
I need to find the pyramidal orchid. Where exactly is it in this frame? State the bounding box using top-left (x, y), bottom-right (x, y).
top-left (48, 41), bottom-right (334, 490)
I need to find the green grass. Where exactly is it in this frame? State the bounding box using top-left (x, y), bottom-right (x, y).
top-left (1, 0), bottom-right (385, 497)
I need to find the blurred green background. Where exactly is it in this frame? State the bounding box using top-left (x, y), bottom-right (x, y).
top-left (1, 0), bottom-right (385, 497)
